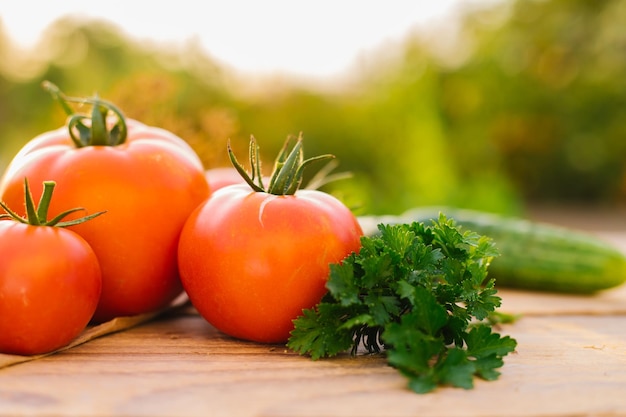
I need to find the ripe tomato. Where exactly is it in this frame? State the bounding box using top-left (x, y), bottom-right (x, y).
top-left (205, 167), bottom-right (273, 192)
top-left (178, 136), bottom-right (363, 343)
top-left (205, 167), bottom-right (246, 191)
top-left (0, 222), bottom-right (102, 355)
top-left (0, 180), bottom-right (102, 355)
top-left (0, 84), bottom-right (210, 322)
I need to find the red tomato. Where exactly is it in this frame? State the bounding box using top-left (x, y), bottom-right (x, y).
top-left (0, 220), bottom-right (101, 355)
top-left (0, 108), bottom-right (210, 322)
top-left (205, 167), bottom-right (246, 191)
top-left (178, 184), bottom-right (363, 343)
top-left (205, 167), bottom-right (273, 192)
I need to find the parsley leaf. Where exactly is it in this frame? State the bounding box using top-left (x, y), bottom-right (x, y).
top-left (287, 213), bottom-right (517, 393)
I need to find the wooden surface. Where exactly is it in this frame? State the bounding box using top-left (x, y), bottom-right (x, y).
top-left (2, 217), bottom-right (626, 416)
top-left (1, 287), bottom-right (625, 417)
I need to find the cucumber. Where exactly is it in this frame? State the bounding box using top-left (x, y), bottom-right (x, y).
top-left (358, 207), bottom-right (626, 294)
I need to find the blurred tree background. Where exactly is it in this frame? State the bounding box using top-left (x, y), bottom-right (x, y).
top-left (1, 0), bottom-right (625, 216)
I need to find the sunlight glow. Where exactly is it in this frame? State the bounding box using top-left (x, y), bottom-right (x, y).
top-left (0, 0), bottom-right (478, 79)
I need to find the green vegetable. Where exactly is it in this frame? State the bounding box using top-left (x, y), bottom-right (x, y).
top-left (288, 214), bottom-right (517, 393)
top-left (369, 207), bottom-right (626, 294)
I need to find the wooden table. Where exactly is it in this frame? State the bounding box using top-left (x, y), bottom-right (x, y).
top-left (2, 225), bottom-right (626, 416)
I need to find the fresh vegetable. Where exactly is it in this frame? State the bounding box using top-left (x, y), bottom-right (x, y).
top-left (0, 82), bottom-right (210, 322)
top-left (0, 179), bottom-right (103, 355)
top-left (178, 135), bottom-right (363, 343)
top-left (205, 167), bottom-right (247, 191)
top-left (288, 215), bottom-right (517, 393)
top-left (362, 207), bottom-right (626, 294)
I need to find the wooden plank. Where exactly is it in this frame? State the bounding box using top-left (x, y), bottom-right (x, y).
top-left (499, 284), bottom-right (626, 316)
top-left (1, 308), bottom-right (625, 417)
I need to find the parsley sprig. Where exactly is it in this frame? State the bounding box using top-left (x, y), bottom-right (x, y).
top-left (287, 214), bottom-right (517, 393)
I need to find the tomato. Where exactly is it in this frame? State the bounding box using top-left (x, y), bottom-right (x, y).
top-left (0, 83), bottom-right (210, 322)
top-left (0, 223), bottom-right (101, 355)
top-left (178, 136), bottom-right (363, 343)
top-left (0, 180), bottom-right (102, 355)
top-left (205, 167), bottom-right (247, 191)
top-left (205, 167), bottom-right (274, 192)
top-left (178, 185), bottom-right (363, 343)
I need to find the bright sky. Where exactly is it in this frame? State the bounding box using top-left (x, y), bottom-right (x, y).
top-left (0, 0), bottom-right (493, 79)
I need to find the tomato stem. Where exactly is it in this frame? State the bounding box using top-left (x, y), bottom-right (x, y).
top-left (227, 133), bottom-right (334, 196)
top-left (42, 81), bottom-right (128, 148)
top-left (228, 139), bottom-right (265, 193)
top-left (0, 179), bottom-right (105, 227)
top-left (35, 181), bottom-right (53, 224)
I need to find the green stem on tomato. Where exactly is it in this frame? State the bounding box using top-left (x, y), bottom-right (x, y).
top-left (0, 178), bottom-right (105, 227)
top-left (228, 139), bottom-right (265, 193)
top-left (228, 133), bottom-right (334, 196)
top-left (268, 135), bottom-right (303, 195)
top-left (35, 180), bottom-right (54, 224)
top-left (247, 137), bottom-right (265, 190)
top-left (23, 179), bottom-right (41, 225)
top-left (42, 81), bottom-right (128, 148)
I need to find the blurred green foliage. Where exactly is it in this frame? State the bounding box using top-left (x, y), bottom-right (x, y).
top-left (453, 0), bottom-right (626, 204)
top-left (1, 0), bottom-right (625, 216)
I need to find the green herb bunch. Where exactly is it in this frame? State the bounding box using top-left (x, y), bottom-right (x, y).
top-left (288, 214), bottom-right (517, 393)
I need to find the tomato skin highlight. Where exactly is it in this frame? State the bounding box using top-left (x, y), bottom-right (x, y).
top-left (178, 184), bottom-right (363, 343)
top-left (0, 120), bottom-right (210, 322)
top-left (0, 222), bottom-right (101, 355)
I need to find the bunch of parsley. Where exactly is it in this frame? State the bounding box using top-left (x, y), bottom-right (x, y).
top-left (287, 214), bottom-right (517, 393)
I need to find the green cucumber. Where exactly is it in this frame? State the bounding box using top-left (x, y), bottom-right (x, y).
top-left (358, 207), bottom-right (626, 294)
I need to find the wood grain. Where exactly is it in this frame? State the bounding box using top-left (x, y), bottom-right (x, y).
top-left (0, 295), bottom-right (190, 369)
top-left (1, 293), bottom-right (626, 417)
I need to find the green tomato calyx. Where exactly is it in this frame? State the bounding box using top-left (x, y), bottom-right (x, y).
top-left (228, 133), bottom-right (336, 196)
top-left (42, 81), bottom-right (128, 148)
top-left (0, 178), bottom-right (105, 227)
